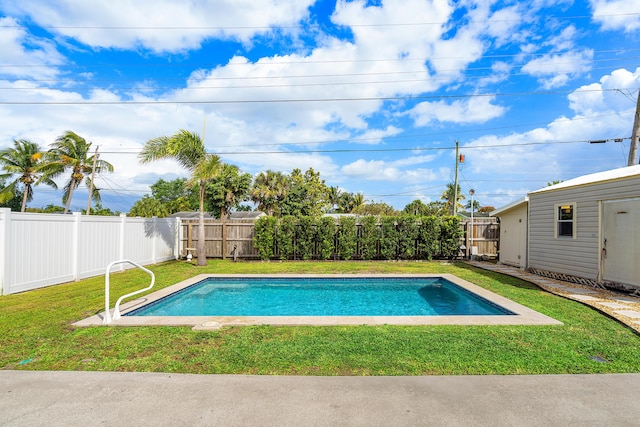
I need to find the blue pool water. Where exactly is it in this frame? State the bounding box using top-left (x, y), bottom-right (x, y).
top-left (126, 277), bottom-right (514, 317)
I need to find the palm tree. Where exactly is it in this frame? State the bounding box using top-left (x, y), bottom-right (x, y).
top-left (351, 192), bottom-right (365, 212)
top-left (440, 183), bottom-right (465, 215)
top-left (328, 186), bottom-right (341, 212)
top-left (213, 164), bottom-right (251, 220)
top-left (0, 139), bottom-right (58, 212)
top-left (250, 170), bottom-right (288, 216)
top-left (139, 129), bottom-right (222, 266)
top-left (48, 131), bottom-right (114, 214)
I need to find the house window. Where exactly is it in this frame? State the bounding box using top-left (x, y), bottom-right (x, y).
top-left (557, 204), bottom-right (575, 238)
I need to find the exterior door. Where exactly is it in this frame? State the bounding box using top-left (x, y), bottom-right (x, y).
top-left (499, 207), bottom-right (527, 268)
top-left (602, 199), bottom-right (640, 288)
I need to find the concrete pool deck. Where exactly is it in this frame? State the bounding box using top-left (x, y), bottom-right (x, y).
top-left (73, 273), bottom-right (562, 329)
top-left (2, 370), bottom-right (640, 426)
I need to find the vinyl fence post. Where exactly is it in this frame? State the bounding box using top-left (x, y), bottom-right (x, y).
top-left (151, 216), bottom-right (157, 264)
top-left (119, 213), bottom-right (126, 271)
top-left (72, 212), bottom-right (81, 281)
top-left (0, 208), bottom-right (10, 295)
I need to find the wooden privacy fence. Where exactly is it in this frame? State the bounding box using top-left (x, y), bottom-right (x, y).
top-left (180, 217), bottom-right (499, 260)
top-left (180, 219), bottom-right (259, 259)
top-left (459, 218), bottom-right (499, 259)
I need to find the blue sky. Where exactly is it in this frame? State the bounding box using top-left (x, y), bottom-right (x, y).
top-left (1, 0), bottom-right (640, 213)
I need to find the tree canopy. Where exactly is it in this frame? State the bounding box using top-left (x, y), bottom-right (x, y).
top-left (0, 139), bottom-right (57, 212)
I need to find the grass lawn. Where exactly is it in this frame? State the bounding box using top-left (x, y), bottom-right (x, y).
top-left (2, 260), bottom-right (639, 375)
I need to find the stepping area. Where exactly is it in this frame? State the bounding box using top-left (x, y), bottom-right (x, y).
top-left (467, 261), bottom-right (640, 333)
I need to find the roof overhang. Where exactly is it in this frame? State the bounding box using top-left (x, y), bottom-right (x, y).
top-left (490, 196), bottom-right (529, 217)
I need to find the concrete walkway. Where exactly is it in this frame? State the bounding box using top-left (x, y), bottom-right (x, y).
top-left (466, 261), bottom-right (640, 333)
top-left (2, 370), bottom-right (640, 426)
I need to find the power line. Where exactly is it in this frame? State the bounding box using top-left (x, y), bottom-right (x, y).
top-left (2, 48), bottom-right (638, 70)
top-left (94, 137), bottom-right (629, 156)
top-left (0, 88), bottom-right (625, 105)
top-left (5, 64), bottom-right (638, 92)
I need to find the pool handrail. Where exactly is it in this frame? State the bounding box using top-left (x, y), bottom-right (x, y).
top-left (103, 259), bottom-right (155, 324)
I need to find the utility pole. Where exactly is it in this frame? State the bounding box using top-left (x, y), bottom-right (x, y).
top-left (453, 140), bottom-right (459, 216)
top-left (85, 146), bottom-right (99, 215)
top-left (628, 88), bottom-right (640, 166)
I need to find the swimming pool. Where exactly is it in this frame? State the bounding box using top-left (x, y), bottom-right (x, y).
top-left (126, 277), bottom-right (513, 317)
top-left (73, 274), bottom-right (562, 328)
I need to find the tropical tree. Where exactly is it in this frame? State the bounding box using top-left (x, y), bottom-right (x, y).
top-left (327, 186), bottom-right (341, 212)
top-left (279, 167), bottom-right (330, 217)
top-left (403, 199), bottom-right (428, 216)
top-left (403, 200), bottom-right (448, 216)
top-left (0, 177), bottom-right (23, 211)
top-left (150, 178), bottom-right (198, 214)
top-left (205, 164), bottom-right (252, 219)
top-left (250, 170), bottom-right (289, 216)
top-left (465, 199), bottom-right (481, 212)
top-left (129, 195), bottom-right (170, 218)
top-left (440, 183), bottom-right (465, 215)
top-left (48, 131), bottom-right (114, 214)
top-left (478, 206), bottom-right (495, 213)
top-left (0, 139), bottom-right (58, 212)
top-left (337, 191), bottom-right (365, 213)
top-left (352, 202), bottom-right (397, 216)
top-left (139, 129), bottom-right (222, 266)
top-left (25, 204), bottom-right (65, 213)
top-left (351, 192), bottom-right (365, 212)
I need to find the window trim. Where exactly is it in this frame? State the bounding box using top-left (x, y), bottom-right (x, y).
top-left (555, 202), bottom-right (576, 239)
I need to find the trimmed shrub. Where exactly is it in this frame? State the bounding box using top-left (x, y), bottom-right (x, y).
top-left (359, 215), bottom-right (379, 260)
top-left (316, 216), bottom-right (336, 260)
top-left (336, 216), bottom-right (357, 260)
top-left (379, 216), bottom-right (398, 259)
top-left (296, 216), bottom-right (315, 260)
top-left (276, 216), bottom-right (297, 260)
top-left (397, 215), bottom-right (419, 260)
top-left (417, 215), bottom-right (440, 260)
top-left (440, 216), bottom-right (463, 258)
top-left (253, 216), bottom-right (276, 260)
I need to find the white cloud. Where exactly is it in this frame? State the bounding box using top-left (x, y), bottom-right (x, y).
top-left (521, 50), bottom-right (593, 88)
top-left (463, 68), bottom-right (639, 195)
top-left (590, 0), bottom-right (640, 32)
top-left (409, 96), bottom-right (506, 126)
top-left (0, 0), bottom-right (315, 52)
top-left (340, 158), bottom-right (439, 184)
top-left (0, 17), bottom-right (64, 79)
top-left (568, 67), bottom-right (640, 115)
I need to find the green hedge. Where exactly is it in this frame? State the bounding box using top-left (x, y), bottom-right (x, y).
top-left (316, 216), bottom-right (336, 260)
top-left (253, 215), bottom-right (463, 260)
top-left (359, 215), bottom-right (379, 260)
top-left (336, 216), bottom-right (357, 260)
top-left (275, 215), bottom-right (296, 260)
top-left (254, 216), bottom-right (277, 260)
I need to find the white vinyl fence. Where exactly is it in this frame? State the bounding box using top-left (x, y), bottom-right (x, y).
top-left (0, 208), bottom-right (179, 295)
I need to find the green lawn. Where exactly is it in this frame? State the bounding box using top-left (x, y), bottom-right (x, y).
top-left (2, 260), bottom-right (639, 375)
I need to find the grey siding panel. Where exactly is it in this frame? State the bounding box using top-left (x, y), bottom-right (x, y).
top-left (528, 175), bottom-right (640, 280)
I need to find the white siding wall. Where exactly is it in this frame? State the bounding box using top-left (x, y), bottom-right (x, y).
top-left (528, 176), bottom-right (640, 280)
top-left (0, 209), bottom-right (179, 295)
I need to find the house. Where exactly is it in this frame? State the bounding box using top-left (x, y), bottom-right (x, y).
top-left (167, 211), bottom-right (213, 219)
top-left (228, 211), bottom-right (265, 220)
top-left (491, 165), bottom-right (640, 292)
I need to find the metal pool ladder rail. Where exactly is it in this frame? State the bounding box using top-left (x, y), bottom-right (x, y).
top-left (103, 259), bottom-right (155, 324)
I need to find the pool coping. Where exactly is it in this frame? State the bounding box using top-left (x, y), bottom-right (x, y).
top-left (73, 274), bottom-right (562, 329)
